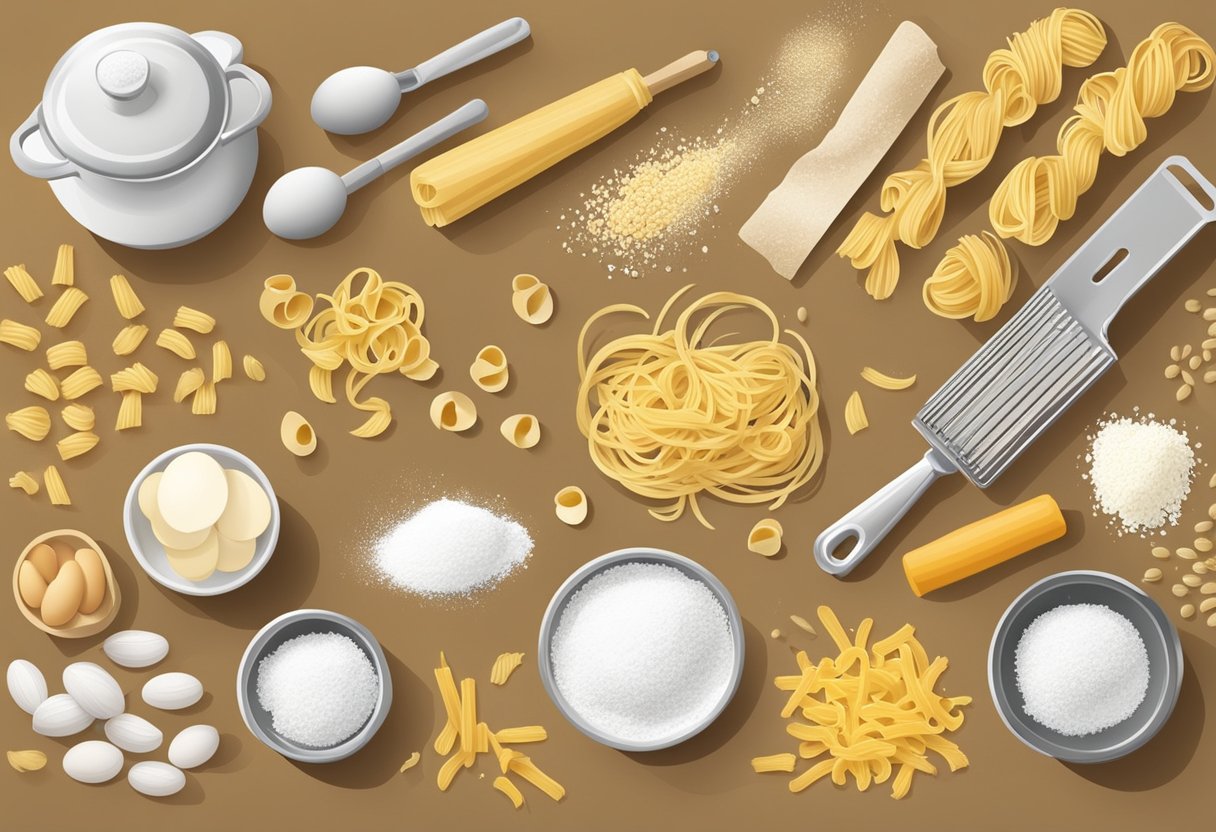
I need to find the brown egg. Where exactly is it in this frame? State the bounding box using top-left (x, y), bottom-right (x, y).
top-left (51, 540), bottom-right (76, 569)
top-left (17, 561), bottom-right (48, 608)
top-left (26, 543), bottom-right (58, 583)
top-left (40, 560), bottom-right (84, 627)
top-left (74, 549), bottom-right (106, 615)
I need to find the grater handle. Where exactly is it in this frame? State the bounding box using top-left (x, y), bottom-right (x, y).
top-left (813, 448), bottom-right (957, 577)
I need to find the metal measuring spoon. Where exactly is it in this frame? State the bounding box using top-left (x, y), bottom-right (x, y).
top-left (310, 18), bottom-right (528, 135)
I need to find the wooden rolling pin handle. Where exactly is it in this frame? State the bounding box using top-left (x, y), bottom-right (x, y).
top-left (643, 49), bottom-right (720, 95)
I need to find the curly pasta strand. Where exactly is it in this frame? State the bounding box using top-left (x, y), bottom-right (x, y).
top-left (838, 8), bottom-right (1106, 300)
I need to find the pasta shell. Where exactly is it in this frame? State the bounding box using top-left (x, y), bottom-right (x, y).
top-left (500, 414), bottom-right (540, 449)
top-left (429, 392), bottom-right (477, 432)
top-left (747, 518), bottom-right (784, 557)
top-left (554, 486), bottom-right (588, 526)
top-left (511, 276), bottom-right (554, 325)
top-left (402, 357), bottom-right (439, 381)
top-left (470, 345), bottom-right (509, 392)
top-left (280, 411), bottom-right (317, 456)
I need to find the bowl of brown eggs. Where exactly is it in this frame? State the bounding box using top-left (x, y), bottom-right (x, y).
top-left (13, 529), bottom-right (120, 638)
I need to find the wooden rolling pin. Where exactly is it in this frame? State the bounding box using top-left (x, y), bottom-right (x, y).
top-left (901, 495), bottom-right (1066, 596)
top-left (409, 50), bottom-right (720, 227)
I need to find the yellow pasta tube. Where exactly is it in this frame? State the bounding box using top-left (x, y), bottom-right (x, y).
top-left (61, 403), bottom-right (94, 431)
top-left (191, 382), bottom-right (217, 415)
top-left (494, 726), bottom-right (546, 744)
top-left (56, 431), bottom-right (99, 460)
top-left (860, 367), bottom-right (917, 390)
top-left (6, 406), bottom-right (51, 440)
top-left (60, 366), bottom-right (102, 400)
top-left (174, 305), bottom-right (216, 334)
top-left (243, 354), bottom-right (266, 381)
top-left (398, 751), bottom-right (421, 773)
top-left (110, 362), bottom-right (158, 393)
top-left (44, 465), bottom-right (70, 505)
top-left (46, 340), bottom-right (87, 369)
top-left (173, 368), bottom-right (206, 403)
top-left (459, 678), bottom-right (476, 763)
top-left (844, 390), bottom-right (868, 435)
top-left (156, 328), bottom-right (196, 359)
top-left (436, 751), bottom-right (466, 792)
top-left (109, 274), bottom-right (144, 319)
top-left (116, 391), bottom-right (142, 430)
top-left (44, 287), bottom-right (88, 328)
top-left (752, 753), bottom-right (797, 773)
top-left (51, 244), bottom-right (74, 286)
top-left (9, 471), bottom-right (39, 495)
top-left (212, 340), bottom-right (232, 382)
top-left (492, 776), bottom-right (524, 808)
top-left (507, 756), bottom-right (565, 802)
top-left (490, 652), bottom-right (526, 685)
top-left (111, 324), bottom-right (149, 356)
top-left (4, 264), bottom-right (42, 302)
top-left (24, 369), bottom-right (59, 401)
top-left (433, 660), bottom-right (462, 756)
top-left (0, 319), bottom-right (41, 351)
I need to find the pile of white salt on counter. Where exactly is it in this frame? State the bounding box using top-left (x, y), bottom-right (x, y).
top-left (550, 562), bottom-right (735, 744)
top-left (1084, 413), bottom-right (1196, 535)
top-left (1015, 604), bottom-right (1149, 736)
top-left (373, 498), bottom-right (532, 598)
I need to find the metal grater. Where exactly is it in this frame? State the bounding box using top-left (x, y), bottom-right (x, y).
top-left (815, 156), bottom-right (1216, 577)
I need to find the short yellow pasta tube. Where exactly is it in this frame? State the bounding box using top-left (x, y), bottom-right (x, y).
top-left (109, 274), bottom-right (144, 319)
top-left (156, 328), bottom-right (195, 359)
top-left (844, 390), bottom-right (868, 435)
top-left (44, 287), bottom-right (88, 328)
top-left (46, 340), bottom-right (87, 369)
top-left (9, 471), bottom-right (39, 495)
top-left (24, 369), bottom-right (60, 401)
top-left (494, 726), bottom-right (546, 744)
top-left (6, 406), bottom-right (51, 440)
top-left (61, 403), bottom-right (94, 431)
top-left (110, 362), bottom-right (158, 393)
top-left (212, 340), bottom-right (232, 382)
top-left (111, 324), bottom-right (149, 356)
top-left (490, 652), bottom-right (525, 686)
top-left (259, 274), bottom-right (314, 329)
top-left (0, 319), bottom-right (41, 351)
top-left (192, 381), bottom-right (217, 415)
top-left (4, 264), bottom-right (42, 302)
top-left (116, 391), bottom-right (142, 430)
top-left (43, 465), bottom-right (70, 505)
top-left (860, 367), bottom-right (917, 390)
top-left (492, 776), bottom-right (524, 808)
top-left (60, 366), bottom-right (103, 400)
top-left (243, 354), bottom-right (265, 381)
top-left (173, 305), bottom-right (216, 334)
top-left (752, 753), bottom-right (797, 773)
top-left (56, 431), bottom-right (99, 460)
top-left (174, 368), bottom-right (206, 403)
top-left (51, 244), bottom-right (74, 286)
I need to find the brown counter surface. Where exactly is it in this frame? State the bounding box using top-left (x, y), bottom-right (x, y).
top-left (2, 0), bottom-right (1214, 829)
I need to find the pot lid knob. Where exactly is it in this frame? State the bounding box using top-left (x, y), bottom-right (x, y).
top-left (95, 50), bottom-right (149, 100)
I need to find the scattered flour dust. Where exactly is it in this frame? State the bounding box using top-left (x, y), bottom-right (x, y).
top-left (1083, 411), bottom-right (1197, 536)
top-left (559, 11), bottom-right (856, 277)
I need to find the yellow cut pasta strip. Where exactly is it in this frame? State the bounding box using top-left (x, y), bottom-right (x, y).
top-left (349, 395), bottom-right (391, 438)
top-left (46, 340), bottom-right (87, 369)
top-left (436, 750), bottom-right (467, 791)
top-left (494, 726), bottom-right (546, 744)
top-left (61, 366), bottom-right (102, 400)
top-left (434, 659), bottom-right (462, 756)
top-left (192, 382), bottom-right (217, 415)
top-left (507, 756), bottom-right (565, 802)
top-left (116, 391), bottom-right (142, 430)
top-left (173, 368), bottom-right (205, 403)
top-left (844, 390), bottom-right (868, 435)
top-left (490, 652), bottom-right (525, 685)
top-left (860, 367), bottom-right (917, 390)
top-left (44, 465), bottom-right (70, 505)
top-left (52, 244), bottom-right (73, 286)
top-left (56, 431), bottom-right (99, 460)
top-left (243, 354), bottom-right (266, 381)
top-left (309, 365), bottom-right (336, 403)
top-left (0, 319), bottom-right (41, 351)
top-left (752, 753), bottom-right (797, 773)
top-left (9, 471), bottom-right (39, 495)
top-left (492, 776), bottom-right (524, 808)
top-left (6, 406), bottom-right (51, 440)
top-left (109, 274), bottom-right (144, 319)
top-left (61, 403), bottom-right (94, 431)
top-left (111, 324), bottom-right (149, 356)
top-left (459, 678), bottom-right (476, 763)
top-left (24, 369), bottom-right (59, 401)
top-left (212, 340), bottom-right (232, 382)
top-left (399, 751), bottom-right (421, 773)
top-left (4, 264), bottom-right (42, 302)
top-left (174, 305), bottom-right (216, 334)
top-left (44, 287), bottom-right (88, 328)
top-left (156, 328), bottom-right (195, 359)
top-left (110, 362), bottom-right (158, 393)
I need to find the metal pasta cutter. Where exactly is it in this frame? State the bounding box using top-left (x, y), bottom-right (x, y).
top-left (815, 156), bottom-right (1216, 577)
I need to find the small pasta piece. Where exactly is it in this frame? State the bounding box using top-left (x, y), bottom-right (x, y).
top-left (259, 274), bottom-right (314, 329)
top-left (844, 390), bottom-right (868, 435)
top-left (46, 340), bottom-right (87, 369)
top-left (752, 753), bottom-right (798, 773)
top-left (500, 414), bottom-right (540, 449)
top-left (243, 354), bottom-right (266, 381)
top-left (308, 365), bottom-right (336, 403)
top-left (109, 274), bottom-right (144, 319)
top-left (429, 391), bottom-right (477, 432)
top-left (350, 397), bottom-right (391, 438)
top-left (6, 406), bottom-right (51, 441)
top-left (554, 486), bottom-right (588, 525)
top-left (511, 274), bottom-right (554, 325)
top-left (56, 431), bottom-right (99, 460)
top-left (44, 287), bottom-right (88, 328)
top-left (110, 362), bottom-right (158, 393)
top-left (51, 244), bottom-right (74, 286)
top-left (9, 471), bottom-right (39, 495)
top-left (860, 367), bottom-right (917, 390)
top-left (507, 755), bottom-right (565, 802)
top-left (281, 411), bottom-right (317, 456)
top-left (116, 391), bottom-right (142, 430)
top-left (495, 726), bottom-right (546, 744)
top-left (399, 752), bottom-right (421, 773)
top-left (61, 403), bottom-right (94, 431)
top-left (156, 328), bottom-right (195, 359)
top-left (4, 264), bottom-right (42, 302)
top-left (173, 305), bottom-right (216, 334)
top-left (60, 366), bottom-right (103, 400)
top-left (212, 339), bottom-right (232, 382)
top-left (0, 319), bottom-right (41, 351)
top-left (24, 369), bottom-right (60, 401)
top-left (44, 465), bottom-right (70, 505)
top-left (747, 518), bottom-right (783, 557)
top-left (192, 382), bottom-right (217, 415)
top-left (111, 324), bottom-right (149, 356)
top-left (490, 652), bottom-right (525, 685)
top-left (493, 776), bottom-right (524, 809)
top-left (173, 368), bottom-right (206, 403)
top-left (469, 345), bottom-right (509, 392)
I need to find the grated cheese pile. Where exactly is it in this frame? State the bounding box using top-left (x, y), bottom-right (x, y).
top-left (1085, 414), bottom-right (1195, 535)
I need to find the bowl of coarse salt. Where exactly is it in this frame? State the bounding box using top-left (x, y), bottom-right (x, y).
top-left (237, 609), bottom-right (392, 763)
top-left (538, 548), bottom-right (745, 752)
top-left (988, 570), bottom-right (1183, 763)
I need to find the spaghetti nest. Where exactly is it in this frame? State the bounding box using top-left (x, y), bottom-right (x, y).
top-left (576, 286), bottom-right (824, 528)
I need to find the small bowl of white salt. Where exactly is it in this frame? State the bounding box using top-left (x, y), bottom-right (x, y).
top-left (988, 570), bottom-right (1182, 763)
top-left (538, 548), bottom-right (745, 752)
top-left (237, 609), bottom-right (392, 763)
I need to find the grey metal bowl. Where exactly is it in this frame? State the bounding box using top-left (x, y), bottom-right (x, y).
top-left (537, 547), bottom-right (745, 752)
top-left (236, 609), bottom-right (393, 763)
top-left (988, 570), bottom-right (1183, 763)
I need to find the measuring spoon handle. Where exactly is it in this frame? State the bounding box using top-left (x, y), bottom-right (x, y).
top-left (400, 17), bottom-right (530, 91)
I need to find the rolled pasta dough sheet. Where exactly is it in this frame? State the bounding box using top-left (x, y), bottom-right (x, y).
top-left (739, 21), bottom-right (944, 279)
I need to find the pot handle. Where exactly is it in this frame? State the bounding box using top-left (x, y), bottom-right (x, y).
top-left (219, 64), bottom-right (272, 145)
top-left (10, 107), bottom-right (76, 180)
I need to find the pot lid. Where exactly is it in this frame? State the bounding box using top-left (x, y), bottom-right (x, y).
top-left (40, 23), bottom-right (228, 179)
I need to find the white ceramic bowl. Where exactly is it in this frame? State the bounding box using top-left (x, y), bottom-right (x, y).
top-left (123, 443), bottom-right (279, 596)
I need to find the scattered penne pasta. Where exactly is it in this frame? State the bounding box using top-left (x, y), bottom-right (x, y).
top-left (860, 367), bottom-right (917, 390)
top-left (61, 403), bottom-right (94, 431)
top-left (4, 264), bottom-right (42, 303)
top-left (192, 381), bottom-right (217, 415)
top-left (490, 652), bottom-right (525, 686)
top-left (212, 339), bottom-right (232, 382)
top-left (111, 324), bottom-right (149, 356)
top-left (56, 431), bottom-right (99, 461)
top-left (116, 391), bottom-right (142, 430)
top-left (0, 319), bottom-right (41, 351)
top-left (24, 369), bottom-right (60, 401)
top-left (243, 354), bottom-right (265, 381)
top-left (60, 366), bottom-right (103, 400)
top-left (109, 274), bottom-right (144, 319)
top-left (6, 406), bottom-right (51, 441)
top-left (110, 362), bottom-right (158, 393)
top-left (173, 368), bottom-right (206, 403)
top-left (51, 244), bottom-right (74, 286)
top-left (46, 339), bottom-right (87, 369)
top-left (844, 390), bottom-right (868, 435)
top-left (174, 305), bottom-right (216, 334)
top-left (44, 286), bottom-right (88, 328)
top-left (44, 465), bottom-right (70, 505)
top-left (156, 328), bottom-right (196, 359)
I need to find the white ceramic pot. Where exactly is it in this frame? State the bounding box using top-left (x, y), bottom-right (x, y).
top-left (9, 23), bottom-right (271, 249)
